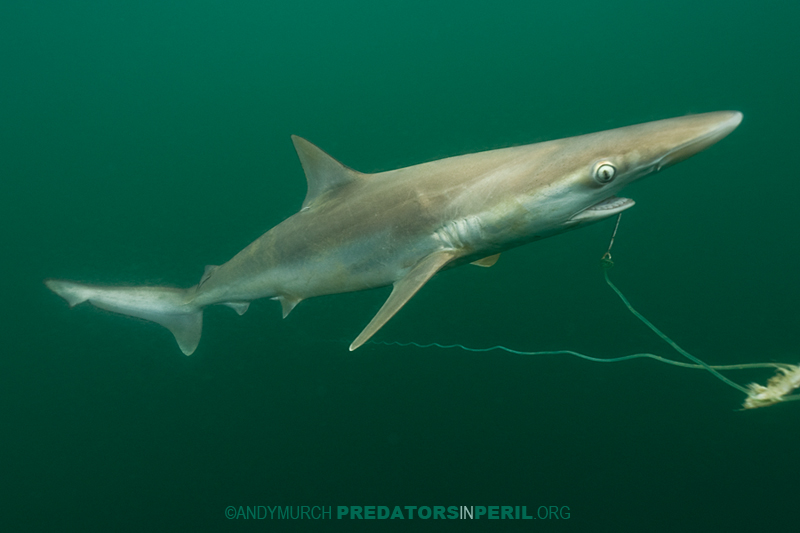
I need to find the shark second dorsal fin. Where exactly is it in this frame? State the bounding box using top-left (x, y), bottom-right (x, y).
top-left (291, 135), bottom-right (365, 209)
top-left (199, 265), bottom-right (218, 287)
top-left (349, 251), bottom-right (456, 351)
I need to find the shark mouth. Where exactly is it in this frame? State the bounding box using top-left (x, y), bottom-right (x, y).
top-left (569, 196), bottom-right (635, 222)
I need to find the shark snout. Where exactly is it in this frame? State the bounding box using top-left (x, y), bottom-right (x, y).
top-left (716, 110), bottom-right (744, 133)
top-left (655, 110), bottom-right (742, 170)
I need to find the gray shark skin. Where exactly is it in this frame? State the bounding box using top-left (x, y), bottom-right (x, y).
top-left (46, 111), bottom-right (743, 355)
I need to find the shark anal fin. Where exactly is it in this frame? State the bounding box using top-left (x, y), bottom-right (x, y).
top-left (470, 253), bottom-right (501, 267)
top-left (349, 251), bottom-right (456, 351)
top-left (222, 301), bottom-right (250, 316)
top-left (291, 135), bottom-right (366, 209)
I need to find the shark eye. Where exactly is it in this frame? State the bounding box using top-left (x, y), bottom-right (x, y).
top-left (593, 162), bottom-right (616, 184)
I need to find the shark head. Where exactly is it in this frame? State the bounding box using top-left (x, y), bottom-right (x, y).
top-left (535, 111), bottom-right (743, 225)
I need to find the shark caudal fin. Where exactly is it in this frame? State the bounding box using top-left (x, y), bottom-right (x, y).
top-left (45, 279), bottom-right (203, 355)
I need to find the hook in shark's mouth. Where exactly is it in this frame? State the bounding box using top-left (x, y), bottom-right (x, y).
top-left (569, 196), bottom-right (635, 222)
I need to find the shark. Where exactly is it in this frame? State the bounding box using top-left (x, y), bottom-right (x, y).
top-left (46, 111), bottom-right (743, 355)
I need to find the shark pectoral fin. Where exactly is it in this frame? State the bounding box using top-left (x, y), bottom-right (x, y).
top-left (291, 135), bottom-right (366, 209)
top-left (470, 253), bottom-right (501, 267)
top-left (272, 295), bottom-right (302, 318)
top-left (349, 251), bottom-right (456, 351)
top-left (222, 302), bottom-right (250, 315)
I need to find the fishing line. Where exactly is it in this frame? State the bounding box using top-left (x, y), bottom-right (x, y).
top-left (600, 215), bottom-right (750, 395)
top-left (375, 214), bottom-right (800, 409)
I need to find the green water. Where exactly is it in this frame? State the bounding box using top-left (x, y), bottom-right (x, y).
top-left (2, 1), bottom-right (799, 530)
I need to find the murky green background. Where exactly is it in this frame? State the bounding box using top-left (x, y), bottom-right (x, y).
top-left (2, 1), bottom-right (798, 530)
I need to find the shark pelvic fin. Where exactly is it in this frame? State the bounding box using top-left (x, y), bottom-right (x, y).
top-left (291, 135), bottom-right (366, 209)
top-left (273, 295), bottom-right (302, 318)
top-left (349, 250), bottom-right (456, 351)
top-left (470, 253), bottom-right (501, 267)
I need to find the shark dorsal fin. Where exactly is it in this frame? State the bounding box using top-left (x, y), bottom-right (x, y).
top-left (291, 135), bottom-right (365, 209)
